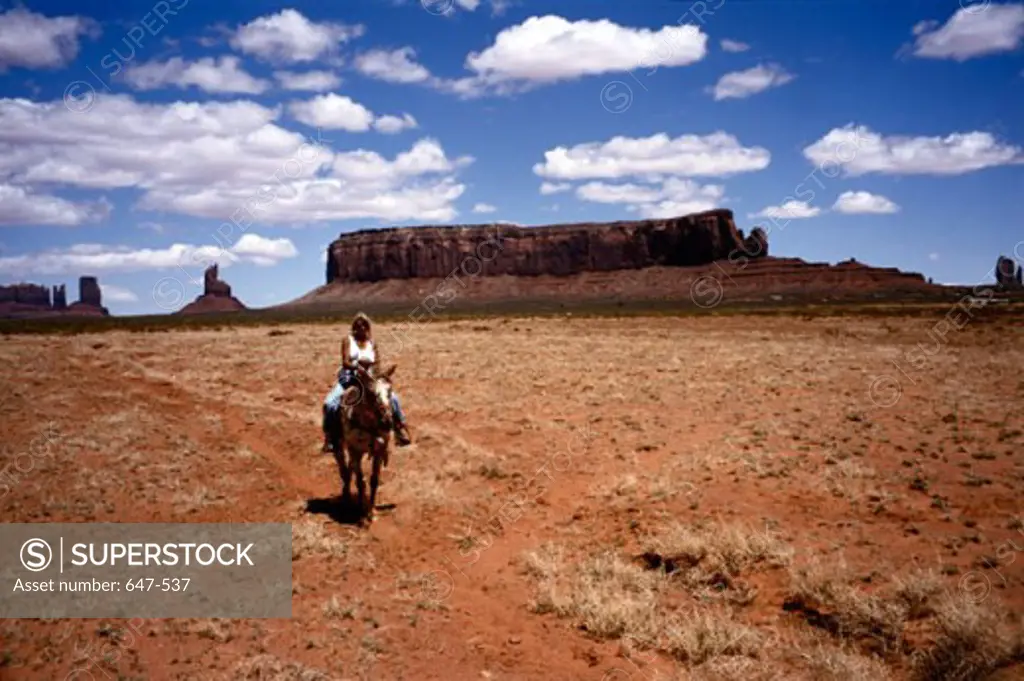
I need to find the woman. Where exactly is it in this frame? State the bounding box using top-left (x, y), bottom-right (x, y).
top-left (322, 313), bottom-right (412, 451)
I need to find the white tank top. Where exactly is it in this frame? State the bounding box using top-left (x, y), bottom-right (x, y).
top-left (348, 335), bottom-right (375, 364)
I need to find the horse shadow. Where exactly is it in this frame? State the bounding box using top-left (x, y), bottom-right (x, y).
top-left (304, 495), bottom-right (366, 525)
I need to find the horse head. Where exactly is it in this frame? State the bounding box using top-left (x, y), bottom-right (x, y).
top-left (356, 364), bottom-right (396, 432)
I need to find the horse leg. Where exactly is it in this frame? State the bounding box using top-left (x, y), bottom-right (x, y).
top-left (335, 445), bottom-right (351, 502)
top-left (352, 448), bottom-right (367, 519)
top-left (335, 414), bottom-right (351, 501)
top-left (367, 447), bottom-right (383, 524)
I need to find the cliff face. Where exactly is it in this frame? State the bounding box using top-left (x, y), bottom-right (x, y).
top-left (79, 276), bottom-right (102, 307)
top-left (282, 208), bottom-right (950, 311)
top-left (996, 256), bottom-right (1022, 289)
top-left (52, 285), bottom-right (67, 310)
top-left (0, 283), bottom-right (50, 307)
top-left (326, 209), bottom-right (766, 284)
top-left (204, 264), bottom-right (233, 297)
top-left (0, 276), bottom-right (108, 318)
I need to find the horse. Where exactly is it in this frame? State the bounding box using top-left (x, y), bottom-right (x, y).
top-left (327, 364), bottom-right (396, 524)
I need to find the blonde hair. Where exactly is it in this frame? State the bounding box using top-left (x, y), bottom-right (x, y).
top-left (352, 312), bottom-right (372, 333)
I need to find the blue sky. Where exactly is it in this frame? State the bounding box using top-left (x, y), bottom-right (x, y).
top-left (0, 0), bottom-right (1022, 314)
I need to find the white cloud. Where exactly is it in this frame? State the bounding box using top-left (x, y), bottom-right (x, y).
top-left (230, 234), bottom-right (299, 266)
top-left (576, 182), bottom-right (663, 204)
top-left (330, 138), bottom-right (473, 182)
top-left (711, 63), bottom-right (794, 100)
top-left (929, 252), bottom-right (940, 261)
top-left (0, 184), bottom-right (111, 226)
top-left (803, 124), bottom-right (1024, 175)
top-left (100, 284), bottom-right (138, 303)
top-left (151, 137), bottom-right (472, 223)
top-left (750, 200), bottom-right (820, 219)
top-left (373, 113), bottom-right (418, 134)
top-left (576, 178), bottom-right (725, 218)
top-left (355, 16), bottom-right (705, 98)
top-left (230, 9), bottom-right (364, 63)
top-left (911, 3), bottom-right (1024, 61)
top-left (447, 15), bottom-right (707, 96)
top-left (0, 8), bottom-right (97, 72)
top-left (634, 199), bottom-right (721, 219)
top-left (720, 39), bottom-right (750, 53)
top-left (123, 56), bottom-right (271, 94)
top-left (273, 69), bottom-right (341, 91)
top-left (288, 93), bottom-right (417, 134)
top-left (534, 132), bottom-right (771, 180)
top-left (354, 47), bottom-right (432, 84)
top-left (540, 181), bottom-right (571, 195)
top-left (289, 93), bottom-right (375, 131)
top-left (0, 234), bottom-right (297, 278)
top-left (832, 190), bottom-right (900, 214)
top-left (0, 94), bottom-right (472, 225)
top-left (472, 202), bottom-right (497, 213)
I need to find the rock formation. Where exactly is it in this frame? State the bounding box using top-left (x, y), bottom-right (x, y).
top-left (204, 263), bottom-right (233, 297)
top-left (66, 276), bottom-right (108, 316)
top-left (0, 283), bottom-right (50, 307)
top-left (995, 256), bottom-right (1021, 289)
top-left (176, 264), bottom-right (247, 315)
top-left (0, 277), bottom-right (108, 318)
top-left (79, 276), bottom-right (102, 307)
top-left (288, 253), bottom-right (940, 310)
top-left (743, 227), bottom-right (768, 258)
top-left (52, 285), bottom-right (67, 310)
top-left (324, 209), bottom-right (767, 284)
top-left (283, 208), bottom-right (948, 311)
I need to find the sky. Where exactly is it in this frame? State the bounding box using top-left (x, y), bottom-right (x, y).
top-left (0, 0), bottom-right (1022, 314)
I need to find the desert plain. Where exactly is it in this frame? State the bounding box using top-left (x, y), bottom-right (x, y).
top-left (1, 308), bottom-right (1023, 680)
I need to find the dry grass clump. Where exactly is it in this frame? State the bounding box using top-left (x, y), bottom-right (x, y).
top-left (911, 595), bottom-right (1024, 681)
top-left (822, 459), bottom-right (884, 504)
top-left (228, 653), bottom-right (330, 680)
top-left (524, 545), bottom-right (662, 640)
top-left (783, 561), bottom-right (908, 655)
top-left (387, 467), bottom-right (450, 508)
top-left (786, 563), bottom-right (1024, 677)
top-left (891, 569), bottom-right (944, 620)
top-left (192, 619), bottom-right (234, 643)
top-left (291, 519), bottom-right (350, 560)
top-left (800, 643), bottom-right (894, 680)
top-left (660, 609), bottom-right (764, 664)
top-left (683, 657), bottom-right (787, 681)
top-left (522, 544), bottom-right (767, 668)
top-left (640, 521), bottom-right (793, 592)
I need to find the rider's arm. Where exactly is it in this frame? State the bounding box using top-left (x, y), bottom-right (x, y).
top-left (371, 339), bottom-right (382, 368)
top-left (341, 336), bottom-right (357, 370)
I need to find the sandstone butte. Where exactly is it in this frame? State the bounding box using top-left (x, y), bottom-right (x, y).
top-left (0, 276), bottom-right (108, 319)
top-left (285, 208), bottom-right (937, 308)
top-left (175, 264), bottom-right (248, 315)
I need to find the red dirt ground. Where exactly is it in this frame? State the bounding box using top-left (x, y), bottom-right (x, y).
top-left (1, 311), bottom-right (1023, 680)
